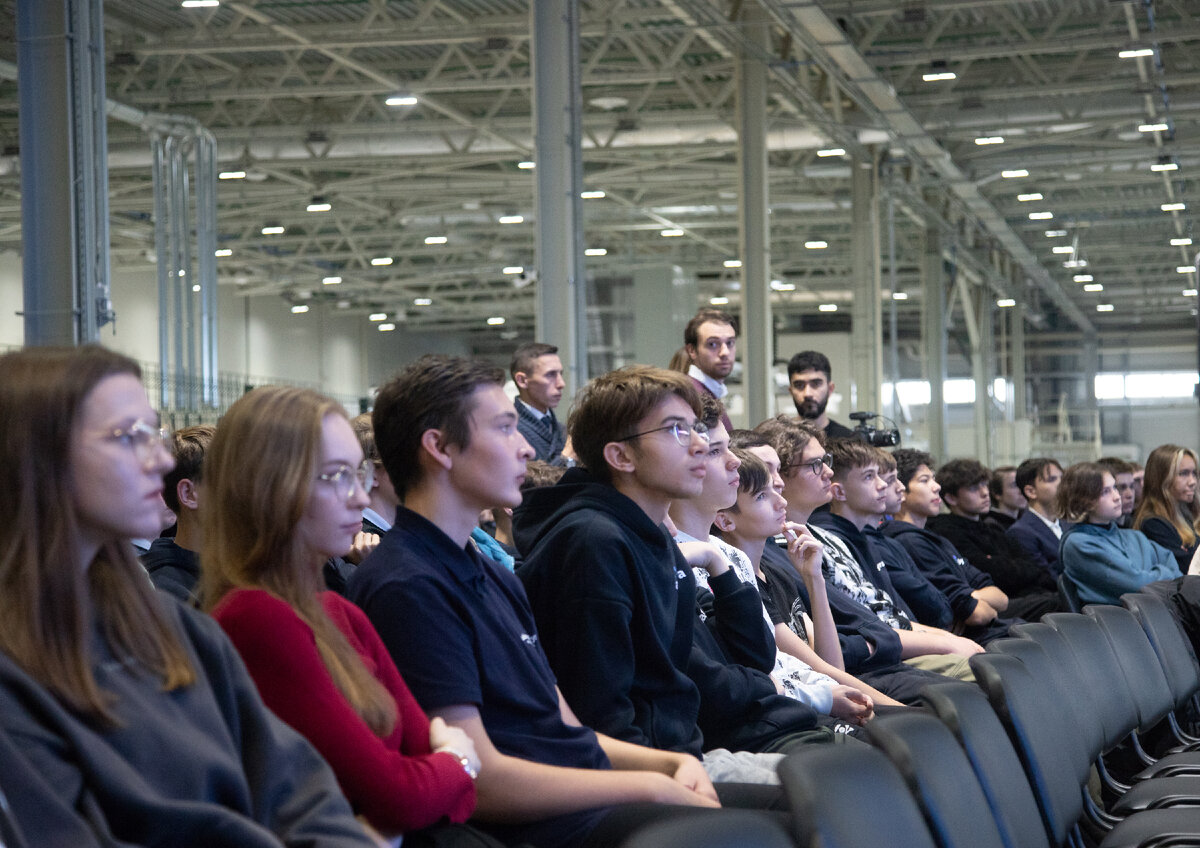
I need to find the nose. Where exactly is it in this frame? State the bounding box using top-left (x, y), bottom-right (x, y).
top-left (518, 433), bottom-right (536, 460)
top-left (349, 478), bottom-right (371, 509)
top-left (689, 430), bottom-right (707, 453)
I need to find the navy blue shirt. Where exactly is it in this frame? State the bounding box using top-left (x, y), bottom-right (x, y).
top-left (348, 506), bottom-right (610, 848)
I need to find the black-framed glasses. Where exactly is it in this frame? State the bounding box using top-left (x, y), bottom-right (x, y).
top-left (792, 453), bottom-right (833, 476)
top-left (107, 419), bottom-right (170, 467)
top-left (616, 420), bottom-right (709, 447)
top-left (317, 459), bottom-right (375, 503)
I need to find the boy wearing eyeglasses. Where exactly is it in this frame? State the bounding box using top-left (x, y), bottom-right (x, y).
top-left (516, 366), bottom-right (821, 786)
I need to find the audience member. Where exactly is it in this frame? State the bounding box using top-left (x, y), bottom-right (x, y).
top-left (986, 465), bottom-right (1024, 530)
top-left (750, 418), bottom-right (957, 703)
top-left (203, 386), bottom-right (483, 842)
top-left (927, 458), bottom-right (1061, 620)
top-left (881, 449), bottom-right (1012, 646)
top-left (351, 412), bottom-right (399, 535)
top-left (786, 351), bottom-right (853, 439)
top-left (1097, 456), bottom-right (1137, 528)
top-left (1132, 461), bottom-right (1146, 506)
top-left (141, 424), bottom-right (214, 605)
top-left (807, 440), bottom-right (981, 680)
top-left (516, 365), bottom-right (822, 778)
top-left (511, 342), bottom-right (570, 465)
top-left (683, 309), bottom-right (737, 430)
top-left (1133, 444), bottom-right (1200, 572)
top-left (0, 346), bottom-right (374, 847)
top-left (1006, 458), bottom-right (1069, 578)
top-left (669, 399), bottom-right (874, 727)
top-left (1058, 461), bottom-right (1178, 605)
top-left (348, 355), bottom-right (743, 848)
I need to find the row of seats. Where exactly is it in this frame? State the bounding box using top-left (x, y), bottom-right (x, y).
top-left (627, 591), bottom-right (1200, 848)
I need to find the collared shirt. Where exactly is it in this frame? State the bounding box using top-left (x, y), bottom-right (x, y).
top-left (1029, 507), bottom-right (1064, 539)
top-left (361, 507), bottom-right (392, 534)
top-left (687, 363), bottom-right (728, 399)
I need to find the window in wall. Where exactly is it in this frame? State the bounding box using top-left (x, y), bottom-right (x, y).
top-left (1094, 371), bottom-right (1199, 401)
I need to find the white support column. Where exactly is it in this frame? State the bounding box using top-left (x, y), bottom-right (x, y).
top-left (922, 225), bottom-right (949, 459)
top-left (737, 1), bottom-right (772, 424)
top-left (531, 0), bottom-right (588, 393)
top-left (973, 289), bottom-right (994, 465)
top-left (850, 154), bottom-right (882, 413)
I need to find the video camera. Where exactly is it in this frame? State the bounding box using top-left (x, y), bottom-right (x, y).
top-left (849, 411), bottom-right (901, 448)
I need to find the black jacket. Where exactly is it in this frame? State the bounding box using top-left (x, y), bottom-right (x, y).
top-left (927, 513), bottom-right (1057, 596)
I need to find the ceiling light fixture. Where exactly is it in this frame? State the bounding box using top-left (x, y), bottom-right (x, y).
top-left (818, 303), bottom-right (838, 312)
top-left (996, 298), bottom-right (1016, 307)
top-left (498, 214), bottom-right (524, 224)
top-left (369, 313), bottom-right (387, 321)
top-left (306, 196), bottom-right (331, 213)
top-left (517, 161), bottom-right (536, 170)
top-left (1097, 304), bottom-right (1114, 312)
top-left (1002, 169), bottom-right (1029, 179)
top-left (1017, 193), bottom-right (1043, 202)
top-left (584, 248), bottom-right (608, 256)
top-left (975, 136), bottom-right (1005, 145)
top-left (1163, 202), bottom-right (1187, 212)
top-left (261, 224), bottom-right (284, 235)
top-left (1052, 245), bottom-right (1075, 254)
top-left (1177, 266), bottom-right (1196, 274)
top-left (1074, 274), bottom-right (1093, 282)
top-left (711, 296), bottom-right (730, 305)
top-left (291, 304), bottom-right (309, 314)
top-left (218, 170), bottom-right (246, 180)
top-left (804, 240), bottom-right (829, 249)
top-left (487, 316), bottom-right (506, 326)
top-left (181, 0), bottom-right (219, 7)
top-left (892, 292), bottom-right (909, 300)
top-left (503, 266), bottom-right (524, 274)
top-left (371, 256), bottom-right (393, 266)
top-left (1119, 47), bottom-right (1155, 59)
top-left (425, 235), bottom-right (447, 245)
top-left (385, 94), bottom-right (418, 107)
top-left (378, 323), bottom-right (396, 331)
top-left (660, 228), bottom-right (684, 237)
top-left (771, 280), bottom-right (796, 291)
top-left (1139, 122), bottom-right (1169, 133)
top-left (580, 190), bottom-right (606, 199)
top-left (1083, 284), bottom-right (1104, 292)
top-left (816, 148), bottom-right (845, 157)
top-left (214, 248), bottom-right (232, 257)
top-left (723, 259), bottom-right (742, 268)
top-left (1184, 289), bottom-right (1198, 297)
top-left (1151, 160), bottom-right (1179, 172)
top-left (322, 276), bottom-right (342, 285)
top-left (1044, 229), bottom-right (1067, 237)
top-left (1171, 238), bottom-right (1193, 246)
top-left (414, 297), bottom-right (432, 306)
top-left (1028, 211), bottom-right (1054, 220)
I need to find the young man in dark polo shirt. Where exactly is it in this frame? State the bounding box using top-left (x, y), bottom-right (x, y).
top-left (348, 355), bottom-right (732, 848)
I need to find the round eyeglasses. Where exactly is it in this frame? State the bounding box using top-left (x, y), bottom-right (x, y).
top-left (793, 453), bottom-right (834, 477)
top-left (317, 459), bottom-right (375, 503)
top-left (616, 419), bottom-right (709, 447)
top-left (107, 419), bottom-right (170, 467)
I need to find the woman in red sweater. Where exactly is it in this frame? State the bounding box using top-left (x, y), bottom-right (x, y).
top-left (201, 385), bottom-right (481, 842)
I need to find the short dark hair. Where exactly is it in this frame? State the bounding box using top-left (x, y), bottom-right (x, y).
top-left (988, 465), bottom-right (1017, 499)
top-left (162, 425), bottom-right (215, 514)
top-left (936, 458), bottom-right (990, 498)
top-left (373, 354), bottom-right (505, 498)
top-left (1056, 462), bottom-right (1107, 523)
top-left (684, 309), bottom-right (737, 348)
top-left (893, 448), bottom-right (936, 489)
top-left (568, 365), bottom-right (700, 484)
top-left (876, 448), bottom-right (896, 475)
top-left (510, 342), bottom-right (559, 382)
top-left (787, 350), bottom-right (832, 380)
top-left (520, 460), bottom-right (566, 491)
top-left (753, 414), bottom-right (824, 473)
top-left (1014, 457), bottom-right (1062, 496)
top-left (351, 412), bottom-right (378, 463)
top-left (698, 393), bottom-right (726, 430)
top-left (732, 446), bottom-right (770, 497)
top-left (729, 428), bottom-right (770, 451)
top-left (1097, 456), bottom-right (1135, 476)
top-left (827, 437), bottom-right (880, 482)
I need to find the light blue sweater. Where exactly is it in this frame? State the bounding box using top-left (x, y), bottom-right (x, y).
top-left (1061, 521), bottom-right (1178, 605)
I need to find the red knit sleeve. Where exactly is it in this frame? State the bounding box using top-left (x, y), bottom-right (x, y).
top-left (214, 589), bottom-right (476, 833)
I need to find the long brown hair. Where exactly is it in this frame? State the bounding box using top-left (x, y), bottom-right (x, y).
top-left (201, 386), bottom-right (397, 736)
top-left (1133, 444), bottom-right (1200, 547)
top-left (0, 346), bottom-right (195, 724)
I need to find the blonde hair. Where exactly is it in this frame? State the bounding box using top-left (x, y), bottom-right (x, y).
top-left (201, 386), bottom-right (397, 736)
top-left (0, 346), bottom-right (194, 724)
top-left (1133, 444), bottom-right (1200, 547)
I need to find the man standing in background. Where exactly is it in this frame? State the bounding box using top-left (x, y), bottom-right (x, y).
top-left (683, 309), bottom-right (737, 431)
top-left (511, 342), bottom-right (570, 465)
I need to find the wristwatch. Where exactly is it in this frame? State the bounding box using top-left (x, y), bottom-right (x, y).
top-left (440, 748), bottom-right (478, 779)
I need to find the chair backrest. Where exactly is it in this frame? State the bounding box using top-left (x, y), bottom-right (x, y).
top-left (1122, 591), bottom-right (1200, 711)
top-left (777, 742), bottom-right (938, 848)
top-left (919, 682), bottom-right (1051, 848)
top-left (620, 808), bottom-right (794, 848)
top-left (866, 710), bottom-right (1008, 848)
top-left (1040, 612), bottom-right (1140, 752)
top-left (1085, 604), bottom-right (1176, 730)
top-left (1059, 573), bottom-right (1083, 613)
top-left (970, 652), bottom-right (1089, 847)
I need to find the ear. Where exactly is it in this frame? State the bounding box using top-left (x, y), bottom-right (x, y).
top-left (418, 429), bottom-right (454, 472)
top-left (602, 440), bottom-right (638, 475)
top-left (827, 380), bottom-right (836, 395)
top-left (713, 510), bottom-right (737, 534)
top-left (684, 343), bottom-right (697, 362)
top-left (1022, 483), bottom-right (1037, 502)
top-left (177, 478), bottom-right (200, 511)
top-left (830, 480), bottom-right (847, 503)
top-left (941, 490), bottom-right (958, 508)
top-left (513, 370), bottom-right (529, 391)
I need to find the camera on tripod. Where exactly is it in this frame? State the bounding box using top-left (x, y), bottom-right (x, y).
top-left (849, 411), bottom-right (901, 447)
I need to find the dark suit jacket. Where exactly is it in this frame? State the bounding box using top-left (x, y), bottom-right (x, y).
top-left (1006, 510), bottom-right (1071, 579)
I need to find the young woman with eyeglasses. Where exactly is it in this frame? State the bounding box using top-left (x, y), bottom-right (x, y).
top-left (201, 385), bottom-right (485, 845)
top-left (0, 346), bottom-right (374, 847)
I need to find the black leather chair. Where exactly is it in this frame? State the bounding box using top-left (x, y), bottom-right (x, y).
top-left (1123, 591), bottom-right (1200, 745)
top-left (865, 709), bottom-right (1008, 848)
top-left (1059, 573), bottom-right (1084, 613)
top-left (619, 808), bottom-right (793, 848)
top-left (778, 742), bottom-right (938, 848)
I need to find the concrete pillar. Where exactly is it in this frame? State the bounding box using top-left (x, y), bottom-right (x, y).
top-left (17, 0), bottom-right (113, 345)
top-left (850, 154), bottom-right (882, 413)
top-left (737, 1), bottom-right (772, 425)
top-left (973, 290), bottom-right (994, 465)
top-left (531, 0), bottom-right (587, 392)
top-left (1012, 296), bottom-right (1027, 420)
top-left (921, 226), bottom-right (949, 459)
